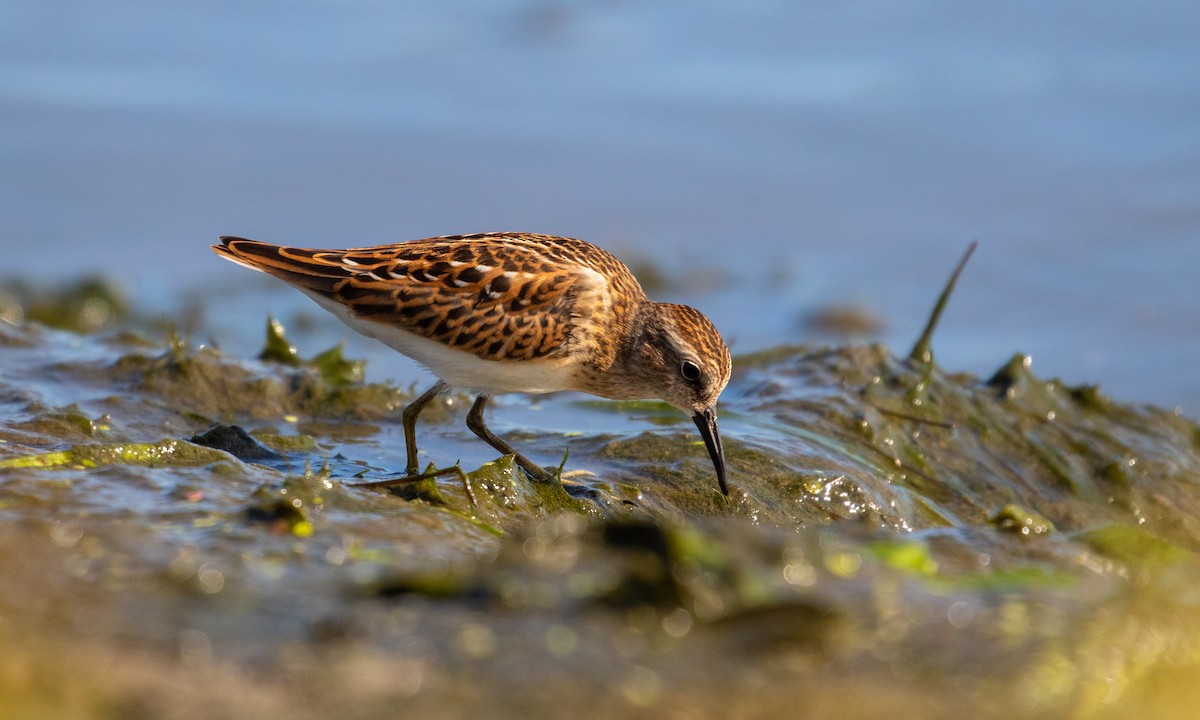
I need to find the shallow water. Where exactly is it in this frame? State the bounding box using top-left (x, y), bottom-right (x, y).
top-left (3, 295), bottom-right (1200, 718)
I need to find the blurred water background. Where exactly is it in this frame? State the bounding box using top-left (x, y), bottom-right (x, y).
top-left (3, 0), bottom-right (1198, 415)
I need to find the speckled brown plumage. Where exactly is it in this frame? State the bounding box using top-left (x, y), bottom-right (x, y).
top-left (213, 232), bottom-right (733, 495)
top-left (216, 233), bottom-right (645, 366)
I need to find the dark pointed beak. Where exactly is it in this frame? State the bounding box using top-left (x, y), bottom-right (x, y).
top-left (692, 406), bottom-right (728, 496)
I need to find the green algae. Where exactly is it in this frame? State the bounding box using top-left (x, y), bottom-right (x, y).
top-left (0, 438), bottom-right (229, 469)
top-left (308, 343), bottom-right (366, 386)
top-left (258, 316), bottom-right (302, 365)
top-left (245, 468), bottom-right (333, 537)
top-left (1077, 523), bottom-right (1194, 569)
top-left (249, 431), bottom-right (319, 453)
top-left (868, 538), bottom-right (940, 576)
top-left (991, 504), bottom-right (1056, 537)
top-left (0, 277), bottom-right (130, 333)
top-left (258, 316), bottom-right (366, 386)
top-left (98, 330), bottom-right (407, 421)
top-left (0, 407), bottom-right (99, 443)
top-left (4, 309), bottom-right (1200, 719)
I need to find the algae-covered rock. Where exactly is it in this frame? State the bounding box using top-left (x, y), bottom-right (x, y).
top-left (57, 327), bottom-right (410, 422)
top-left (0, 277), bottom-right (130, 333)
top-left (0, 438), bottom-right (229, 469)
top-left (727, 343), bottom-right (1200, 548)
top-left (191, 424), bottom-right (282, 461)
top-left (4, 309), bottom-right (1200, 720)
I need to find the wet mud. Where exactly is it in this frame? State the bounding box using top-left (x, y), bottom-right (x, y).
top-left (2, 286), bottom-right (1200, 719)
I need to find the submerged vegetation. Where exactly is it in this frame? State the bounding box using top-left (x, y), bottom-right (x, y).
top-left (2, 274), bottom-right (1200, 719)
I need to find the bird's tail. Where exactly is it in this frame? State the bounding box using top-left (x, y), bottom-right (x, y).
top-left (212, 236), bottom-right (352, 297)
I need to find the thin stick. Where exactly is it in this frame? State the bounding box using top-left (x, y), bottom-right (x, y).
top-left (908, 241), bottom-right (978, 364)
top-left (353, 465), bottom-right (477, 510)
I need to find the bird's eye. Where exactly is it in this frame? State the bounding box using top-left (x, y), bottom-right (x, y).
top-left (680, 359), bottom-right (701, 382)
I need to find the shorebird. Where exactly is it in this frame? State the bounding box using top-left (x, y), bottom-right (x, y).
top-left (213, 233), bottom-right (731, 495)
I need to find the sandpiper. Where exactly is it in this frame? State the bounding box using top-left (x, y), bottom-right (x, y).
top-left (212, 233), bottom-right (732, 495)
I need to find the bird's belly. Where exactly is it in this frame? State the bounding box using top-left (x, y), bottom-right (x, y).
top-left (303, 290), bottom-right (577, 395)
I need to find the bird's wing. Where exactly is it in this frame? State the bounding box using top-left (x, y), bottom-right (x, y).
top-left (213, 233), bottom-right (615, 361)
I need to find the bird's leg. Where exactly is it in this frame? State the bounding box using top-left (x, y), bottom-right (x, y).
top-left (465, 394), bottom-right (553, 482)
top-left (402, 381), bottom-right (448, 475)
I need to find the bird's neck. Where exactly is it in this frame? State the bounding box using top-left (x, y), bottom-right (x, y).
top-left (571, 301), bottom-right (670, 400)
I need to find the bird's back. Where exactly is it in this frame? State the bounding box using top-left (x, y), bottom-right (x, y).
top-left (213, 233), bottom-right (647, 367)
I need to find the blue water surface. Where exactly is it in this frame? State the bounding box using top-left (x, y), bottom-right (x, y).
top-left (2, 1), bottom-right (1198, 414)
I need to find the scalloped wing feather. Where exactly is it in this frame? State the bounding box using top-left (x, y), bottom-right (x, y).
top-left (213, 233), bottom-right (640, 362)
